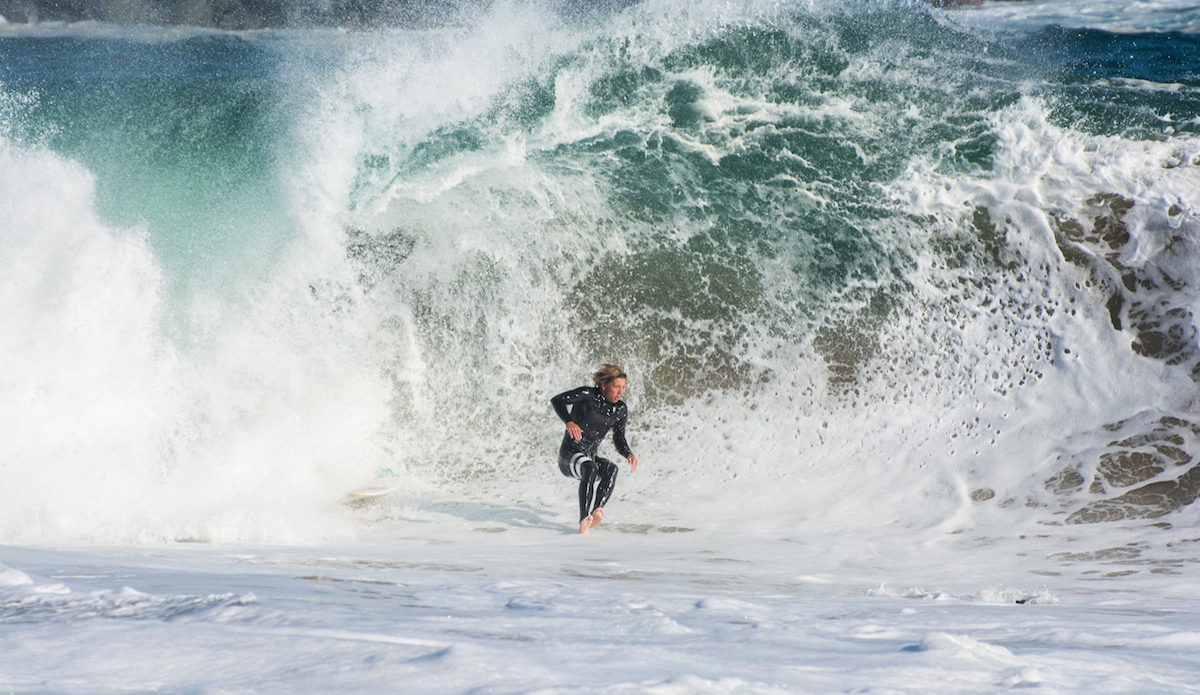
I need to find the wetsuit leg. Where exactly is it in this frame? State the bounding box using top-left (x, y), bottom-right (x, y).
top-left (558, 442), bottom-right (589, 478)
top-left (592, 457), bottom-right (619, 512)
top-left (559, 444), bottom-right (597, 521)
top-left (558, 444), bottom-right (619, 522)
top-left (576, 457), bottom-right (598, 522)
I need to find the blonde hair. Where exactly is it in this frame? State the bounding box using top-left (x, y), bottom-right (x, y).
top-left (592, 364), bottom-right (627, 388)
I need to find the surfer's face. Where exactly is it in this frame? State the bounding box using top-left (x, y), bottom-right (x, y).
top-left (601, 378), bottom-right (626, 403)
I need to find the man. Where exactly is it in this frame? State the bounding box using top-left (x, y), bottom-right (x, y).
top-left (551, 364), bottom-right (640, 534)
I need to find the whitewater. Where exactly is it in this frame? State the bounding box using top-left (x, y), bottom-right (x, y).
top-left (3, 0), bottom-right (1200, 692)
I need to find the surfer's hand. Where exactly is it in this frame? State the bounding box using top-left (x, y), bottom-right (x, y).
top-left (566, 422), bottom-right (582, 440)
top-left (628, 455), bottom-right (638, 472)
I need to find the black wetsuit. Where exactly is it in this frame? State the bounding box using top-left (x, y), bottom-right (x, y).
top-left (551, 386), bottom-right (632, 522)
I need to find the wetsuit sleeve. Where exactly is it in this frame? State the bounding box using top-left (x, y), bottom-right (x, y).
top-left (551, 387), bottom-right (589, 424)
top-left (612, 404), bottom-right (633, 459)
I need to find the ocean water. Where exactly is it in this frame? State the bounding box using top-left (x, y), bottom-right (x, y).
top-left (3, 0), bottom-right (1200, 692)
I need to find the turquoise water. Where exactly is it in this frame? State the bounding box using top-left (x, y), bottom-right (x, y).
top-left (2, 35), bottom-right (296, 297)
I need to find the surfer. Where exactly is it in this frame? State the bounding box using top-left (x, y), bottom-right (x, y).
top-left (551, 364), bottom-right (639, 534)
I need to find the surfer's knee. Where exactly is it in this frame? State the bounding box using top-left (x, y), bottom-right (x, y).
top-left (596, 457), bottom-right (618, 481)
top-left (561, 452), bottom-right (593, 479)
top-left (578, 460), bottom-right (598, 483)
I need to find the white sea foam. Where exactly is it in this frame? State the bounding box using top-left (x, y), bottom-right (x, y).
top-left (0, 136), bottom-right (403, 543)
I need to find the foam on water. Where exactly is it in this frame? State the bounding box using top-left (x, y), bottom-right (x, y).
top-left (0, 118), bottom-right (398, 543)
top-left (3, 528), bottom-right (1200, 694)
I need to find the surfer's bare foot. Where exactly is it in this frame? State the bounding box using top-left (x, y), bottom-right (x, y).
top-left (590, 507), bottom-right (604, 527)
top-left (579, 514), bottom-right (594, 534)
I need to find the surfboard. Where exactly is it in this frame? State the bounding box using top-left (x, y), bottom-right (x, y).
top-left (342, 484), bottom-right (399, 505)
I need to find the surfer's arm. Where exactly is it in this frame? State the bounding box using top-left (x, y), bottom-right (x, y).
top-left (551, 387), bottom-right (586, 422)
top-left (612, 407), bottom-right (635, 468)
top-left (551, 387), bottom-right (588, 440)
